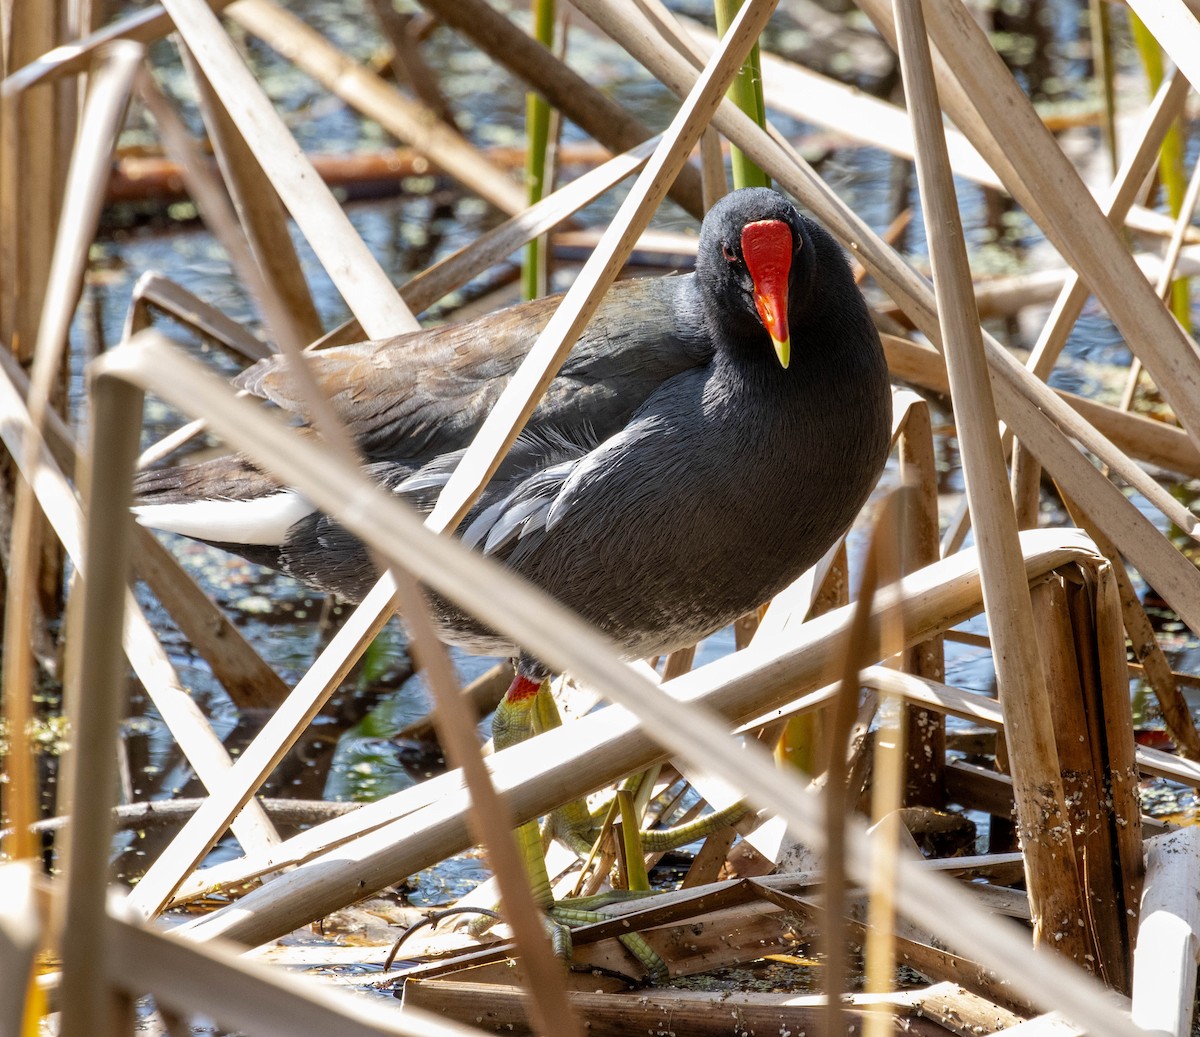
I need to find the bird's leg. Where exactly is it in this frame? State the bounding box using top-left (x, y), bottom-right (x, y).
top-left (489, 673), bottom-right (557, 910)
top-left (491, 672), bottom-right (543, 752)
top-left (485, 671), bottom-right (668, 982)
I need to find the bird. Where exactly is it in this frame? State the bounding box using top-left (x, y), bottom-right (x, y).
top-left (134, 187), bottom-right (892, 737)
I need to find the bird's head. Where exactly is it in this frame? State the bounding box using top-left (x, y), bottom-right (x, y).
top-left (696, 187), bottom-right (814, 370)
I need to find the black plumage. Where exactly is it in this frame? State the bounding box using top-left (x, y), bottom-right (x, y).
top-left (135, 189), bottom-right (892, 676)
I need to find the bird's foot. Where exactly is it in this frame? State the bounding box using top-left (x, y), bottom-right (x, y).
top-left (547, 902), bottom-right (669, 984)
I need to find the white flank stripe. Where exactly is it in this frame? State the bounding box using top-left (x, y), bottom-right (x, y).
top-left (133, 491), bottom-right (316, 546)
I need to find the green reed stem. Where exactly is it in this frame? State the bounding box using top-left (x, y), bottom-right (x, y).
top-left (714, 0), bottom-right (769, 190)
top-left (522, 0), bottom-right (556, 300)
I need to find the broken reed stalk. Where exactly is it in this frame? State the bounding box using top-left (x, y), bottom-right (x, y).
top-left (1059, 492), bottom-right (1200, 761)
top-left (894, 392), bottom-right (945, 806)
top-left (1030, 571), bottom-right (1137, 989)
top-left (891, 0), bottom-right (1087, 962)
top-left (1131, 827), bottom-right (1200, 1037)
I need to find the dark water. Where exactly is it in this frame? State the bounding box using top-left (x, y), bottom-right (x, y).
top-left (55, 0), bottom-right (1200, 888)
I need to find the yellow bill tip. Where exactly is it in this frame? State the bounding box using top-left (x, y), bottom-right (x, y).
top-left (773, 335), bottom-right (791, 369)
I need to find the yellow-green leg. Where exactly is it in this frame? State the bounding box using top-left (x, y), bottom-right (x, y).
top-left (490, 673), bottom-right (667, 982)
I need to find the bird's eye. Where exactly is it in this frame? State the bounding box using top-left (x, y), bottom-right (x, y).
top-left (720, 242), bottom-right (738, 263)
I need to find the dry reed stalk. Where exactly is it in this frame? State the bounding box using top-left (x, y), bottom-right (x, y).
top-left (58, 348), bottom-right (149, 1037)
top-left (674, 10), bottom-right (1003, 191)
top-left (0, 862), bottom-right (41, 1037)
top-left (403, 980), bottom-right (948, 1036)
top-left (1031, 571), bottom-right (1138, 989)
top-left (894, 0), bottom-right (1200, 453)
top-left (699, 128), bottom-right (727, 205)
top-left (759, 879), bottom-right (1036, 1015)
top-left (1, 1), bottom-right (62, 360)
top-left (228, 0), bottom-right (529, 218)
top-left (0, 357), bottom-right (281, 854)
top-left (1130, 826), bottom-right (1200, 1037)
top-left (868, 663), bottom-right (1200, 803)
top-left (0, 1), bottom-right (240, 93)
top-left (412, 0), bottom-right (706, 220)
top-left (1059, 493), bottom-right (1200, 760)
top-left (881, 332), bottom-right (1200, 480)
top-left (892, 0), bottom-right (1088, 962)
top-left (1024, 69), bottom-right (1187, 383)
top-left (2, 41), bottom-right (140, 872)
top-left (124, 271), bottom-right (269, 362)
top-left (176, 48), bottom-right (324, 351)
top-left (1138, 745), bottom-right (1200, 786)
top-left (159, 0), bottom-right (416, 338)
top-left (894, 392), bottom-right (944, 806)
top-left (859, 667), bottom-right (1004, 728)
top-left (96, 331), bottom-right (1137, 1030)
top-left (821, 491), bottom-right (905, 1031)
top-left (863, 739), bottom-right (905, 1036)
top-left (104, 907), bottom-right (485, 1037)
top-left (1007, 68), bottom-right (1188, 523)
top-left (395, 570), bottom-right (583, 1035)
top-left (132, 68), bottom-right (271, 335)
top-left (367, 0), bottom-right (459, 131)
top-left (1092, 565), bottom-right (1145, 961)
top-left (435, 899), bottom-right (808, 984)
top-left (1125, 0), bottom-right (1200, 87)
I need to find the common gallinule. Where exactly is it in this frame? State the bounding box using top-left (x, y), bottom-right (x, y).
top-left (135, 189), bottom-right (891, 682)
